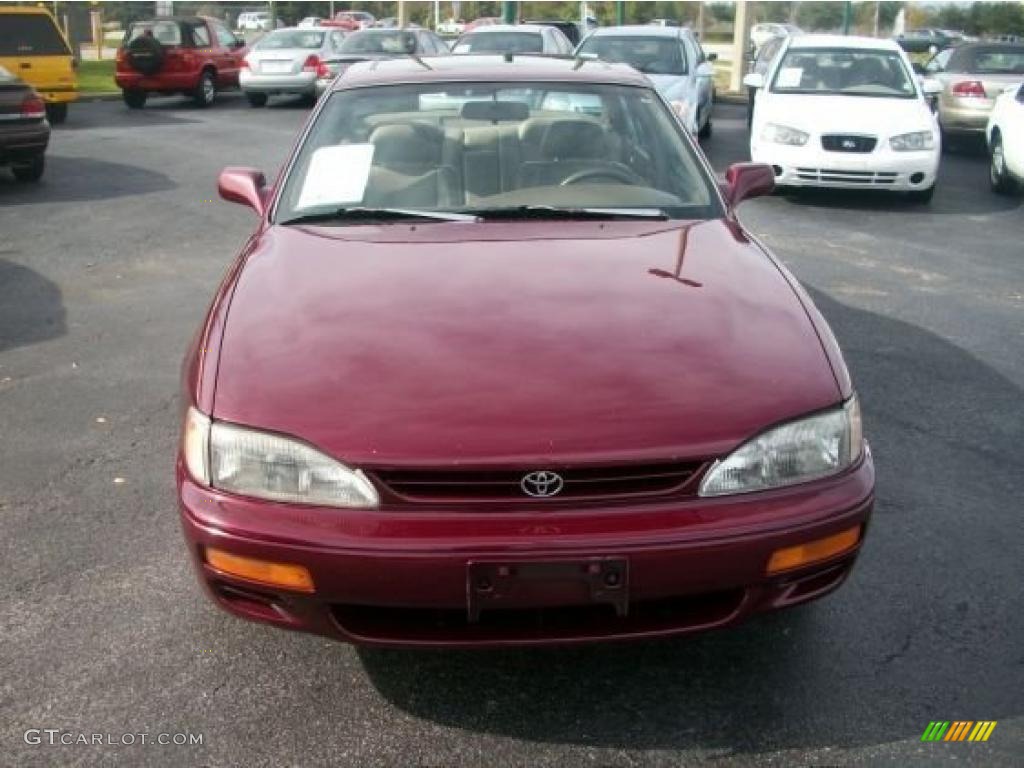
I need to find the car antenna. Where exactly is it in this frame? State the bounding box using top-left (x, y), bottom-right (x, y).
top-left (410, 55), bottom-right (433, 71)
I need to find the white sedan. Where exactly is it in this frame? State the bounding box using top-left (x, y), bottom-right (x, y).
top-left (745, 35), bottom-right (942, 202)
top-left (986, 82), bottom-right (1024, 194)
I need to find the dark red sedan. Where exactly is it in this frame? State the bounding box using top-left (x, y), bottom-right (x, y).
top-left (179, 56), bottom-right (874, 647)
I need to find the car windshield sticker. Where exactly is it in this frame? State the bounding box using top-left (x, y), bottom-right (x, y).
top-left (296, 144), bottom-right (375, 210)
top-left (777, 67), bottom-right (803, 88)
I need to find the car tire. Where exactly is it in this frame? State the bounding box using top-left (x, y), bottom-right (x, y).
top-left (193, 71), bottom-right (216, 108)
top-left (699, 114), bottom-right (713, 140)
top-left (246, 92), bottom-right (268, 108)
top-left (907, 184), bottom-right (935, 204)
top-left (45, 103), bottom-right (68, 124)
top-left (122, 89), bottom-right (147, 109)
top-left (989, 133), bottom-right (1018, 195)
top-left (11, 156), bottom-right (45, 183)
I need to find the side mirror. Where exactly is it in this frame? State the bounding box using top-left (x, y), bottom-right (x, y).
top-left (928, 44), bottom-right (939, 56)
top-left (695, 61), bottom-right (715, 78)
top-left (706, 52), bottom-right (718, 62)
top-left (232, 39), bottom-right (246, 49)
top-left (742, 72), bottom-right (765, 89)
top-left (724, 162), bottom-right (775, 208)
top-left (921, 77), bottom-right (943, 96)
top-left (218, 167), bottom-right (268, 215)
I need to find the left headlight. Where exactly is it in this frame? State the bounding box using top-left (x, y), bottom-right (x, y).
top-left (181, 406), bottom-right (379, 508)
top-left (889, 130), bottom-right (935, 151)
top-left (699, 396), bottom-right (863, 497)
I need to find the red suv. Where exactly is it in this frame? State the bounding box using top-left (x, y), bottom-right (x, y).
top-left (115, 16), bottom-right (246, 108)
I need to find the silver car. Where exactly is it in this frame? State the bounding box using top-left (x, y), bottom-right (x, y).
top-left (575, 26), bottom-right (717, 138)
top-left (240, 27), bottom-right (348, 106)
top-left (924, 42), bottom-right (1024, 142)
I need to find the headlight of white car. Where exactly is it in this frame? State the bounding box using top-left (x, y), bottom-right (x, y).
top-left (889, 130), bottom-right (935, 151)
top-left (182, 407), bottom-right (379, 508)
top-left (670, 99), bottom-right (696, 132)
top-left (699, 396), bottom-right (863, 497)
top-left (761, 123), bottom-right (810, 146)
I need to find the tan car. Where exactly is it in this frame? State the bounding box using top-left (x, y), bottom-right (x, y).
top-left (925, 42), bottom-right (1024, 141)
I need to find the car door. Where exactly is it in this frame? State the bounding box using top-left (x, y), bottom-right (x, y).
top-left (682, 34), bottom-right (711, 122)
top-left (211, 21), bottom-right (243, 86)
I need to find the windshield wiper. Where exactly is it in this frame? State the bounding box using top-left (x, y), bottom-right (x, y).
top-left (280, 207), bottom-right (480, 226)
top-left (468, 206), bottom-right (669, 221)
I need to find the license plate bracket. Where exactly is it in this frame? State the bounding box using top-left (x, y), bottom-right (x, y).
top-left (466, 558), bottom-right (629, 623)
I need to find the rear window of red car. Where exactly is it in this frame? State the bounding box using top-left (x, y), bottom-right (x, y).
top-left (0, 14), bottom-right (70, 56)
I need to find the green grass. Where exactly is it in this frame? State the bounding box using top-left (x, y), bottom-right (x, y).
top-left (78, 59), bottom-right (118, 94)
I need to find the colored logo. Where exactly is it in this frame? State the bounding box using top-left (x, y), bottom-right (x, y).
top-left (921, 721), bottom-right (997, 742)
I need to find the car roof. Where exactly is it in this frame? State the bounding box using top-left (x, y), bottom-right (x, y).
top-left (333, 54), bottom-right (650, 91)
top-left (788, 34), bottom-right (902, 52)
top-left (462, 24), bottom-right (552, 35)
top-left (586, 25), bottom-right (690, 39)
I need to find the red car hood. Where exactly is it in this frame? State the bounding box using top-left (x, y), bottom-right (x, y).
top-left (213, 219), bottom-right (840, 466)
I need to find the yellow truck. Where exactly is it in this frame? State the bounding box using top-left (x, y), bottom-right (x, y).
top-left (0, 5), bottom-right (78, 123)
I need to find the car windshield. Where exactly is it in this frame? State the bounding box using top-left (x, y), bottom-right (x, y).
top-left (577, 36), bottom-right (686, 76)
top-left (960, 47), bottom-right (1024, 75)
top-left (0, 14), bottom-right (71, 56)
top-left (340, 30), bottom-right (417, 54)
top-left (256, 29), bottom-right (326, 50)
top-left (126, 21), bottom-right (182, 46)
top-left (771, 48), bottom-right (916, 98)
top-left (275, 81), bottom-right (720, 223)
top-left (453, 32), bottom-right (543, 54)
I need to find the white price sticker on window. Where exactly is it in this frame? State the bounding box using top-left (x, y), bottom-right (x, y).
top-left (296, 144), bottom-right (375, 210)
top-left (776, 67), bottom-right (804, 88)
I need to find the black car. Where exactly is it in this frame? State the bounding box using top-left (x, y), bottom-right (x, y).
top-left (523, 19), bottom-right (582, 47)
top-left (895, 28), bottom-right (960, 54)
top-left (0, 66), bottom-right (49, 182)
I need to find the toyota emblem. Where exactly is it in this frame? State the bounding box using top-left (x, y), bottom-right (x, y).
top-left (521, 470), bottom-right (564, 498)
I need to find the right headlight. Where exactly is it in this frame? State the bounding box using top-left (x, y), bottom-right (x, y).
top-left (699, 396), bottom-right (863, 497)
top-left (182, 406), bottom-right (379, 508)
top-left (761, 123), bottom-right (810, 146)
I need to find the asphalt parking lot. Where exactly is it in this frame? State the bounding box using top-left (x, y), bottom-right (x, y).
top-left (1, 93), bottom-right (1022, 767)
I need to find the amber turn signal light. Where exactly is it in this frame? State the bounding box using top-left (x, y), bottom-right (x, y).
top-left (205, 548), bottom-right (315, 593)
top-left (767, 526), bottom-right (861, 575)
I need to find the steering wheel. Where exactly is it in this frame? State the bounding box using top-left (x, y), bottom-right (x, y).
top-left (560, 166), bottom-right (646, 186)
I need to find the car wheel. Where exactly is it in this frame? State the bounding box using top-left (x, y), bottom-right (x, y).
top-left (193, 71), bottom-right (216, 108)
top-left (45, 103), bottom-right (67, 124)
top-left (907, 184), bottom-right (935, 204)
top-left (699, 113), bottom-right (713, 140)
top-left (989, 133), bottom-right (1018, 195)
top-left (11, 156), bottom-right (45, 183)
top-left (246, 92), bottom-right (268, 108)
top-left (122, 89), bottom-right (147, 109)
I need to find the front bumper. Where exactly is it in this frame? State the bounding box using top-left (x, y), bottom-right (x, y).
top-left (239, 70), bottom-right (316, 95)
top-left (178, 453), bottom-right (875, 648)
top-left (752, 140), bottom-right (939, 191)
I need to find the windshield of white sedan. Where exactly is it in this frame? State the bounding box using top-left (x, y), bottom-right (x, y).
top-left (276, 82), bottom-right (719, 222)
top-left (576, 37), bottom-right (687, 76)
top-left (255, 30), bottom-right (326, 50)
top-left (453, 32), bottom-right (543, 54)
top-left (340, 30), bottom-right (417, 54)
top-left (771, 48), bottom-right (916, 98)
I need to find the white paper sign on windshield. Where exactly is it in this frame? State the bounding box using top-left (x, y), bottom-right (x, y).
top-left (296, 144), bottom-right (375, 210)
top-left (776, 67), bottom-right (804, 88)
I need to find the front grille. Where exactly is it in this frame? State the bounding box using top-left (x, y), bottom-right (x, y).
top-left (821, 134), bottom-right (877, 153)
top-left (332, 589), bottom-right (745, 644)
top-left (795, 168), bottom-right (898, 185)
top-left (371, 461), bottom-right (705, 505)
